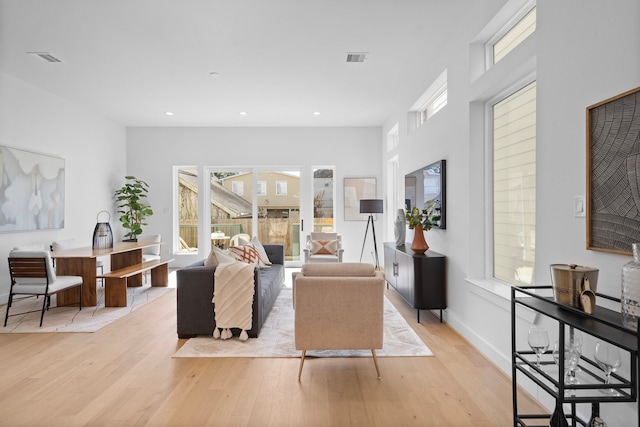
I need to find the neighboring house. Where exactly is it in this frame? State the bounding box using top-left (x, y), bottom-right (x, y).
top-left (221, 171), bottom-right (300, 219)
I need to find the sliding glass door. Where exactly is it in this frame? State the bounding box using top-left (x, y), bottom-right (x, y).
top-left (205, 168), bottom-right (302, 265)
top-left (256, 170), bottom-right (301, 263)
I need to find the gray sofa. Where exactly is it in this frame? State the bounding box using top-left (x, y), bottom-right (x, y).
top-left (176, 244), bottom-right (285, 339)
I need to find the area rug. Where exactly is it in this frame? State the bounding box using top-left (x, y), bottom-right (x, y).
top-left (0, 282), bottom-right (174, 333)
top-left (173, 288), bottom-right (432, 358)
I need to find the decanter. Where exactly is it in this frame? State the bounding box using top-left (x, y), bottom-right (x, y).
top-left (622, 243), bottom-right (640, 330)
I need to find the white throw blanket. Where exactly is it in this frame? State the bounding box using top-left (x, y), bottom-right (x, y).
top-left (212, 262), bottom-right (255, 341)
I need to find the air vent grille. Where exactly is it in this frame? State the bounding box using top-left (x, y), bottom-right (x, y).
top-left (346, 52), bottom-right (367, 63)
top-left (28, 52), bottom-right (63, 63)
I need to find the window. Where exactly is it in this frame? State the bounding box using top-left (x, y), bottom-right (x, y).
top-left (257, 181), bottom-right (267, 195)
top-left (493, 81), bottom-right (536, 286)
top-left (231, 181), bottom-right (244, 196)
top-left (418, 85), bottom-right (447, 126)
top-left (492, 6), bottom-right (536, 64)
top-left (410, 69), bottom-right (448, 130)
top-left (387, 123), bottom-right (399, 152)
top-left (276, 181), bottom-right (287, 196)
top-left (176, 167), bottom-right (199, 253)
top-left (313, 168), bottom-right (335, 232)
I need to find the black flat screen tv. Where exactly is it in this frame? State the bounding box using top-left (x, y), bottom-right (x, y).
top-left (404, 159), bottom-right (446, 229)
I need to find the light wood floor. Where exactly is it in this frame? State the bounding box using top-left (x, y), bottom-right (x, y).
top-left (0, 283), bottom-right (544, 426)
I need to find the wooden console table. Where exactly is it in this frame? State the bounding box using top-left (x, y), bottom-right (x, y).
top-left (51, 241), bottom-right (167, 307)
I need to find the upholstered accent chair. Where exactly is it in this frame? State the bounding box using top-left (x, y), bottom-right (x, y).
top-left (303, 232), bottom-right (344, 263)
top-left (5, 250), bottom-right (83, 327)
top-left (292, 262), bottom-right (385, 380)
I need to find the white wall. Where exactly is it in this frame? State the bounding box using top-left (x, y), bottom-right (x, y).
top-left (0, 71), bottom-right (126, 303)
top-left (125, 126), bottom-right (382, 267)
top-left (381, 0), bottom-right (640, 424)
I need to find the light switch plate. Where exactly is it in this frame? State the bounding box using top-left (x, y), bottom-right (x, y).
top-left (574, 196), bottom-right (586, 217)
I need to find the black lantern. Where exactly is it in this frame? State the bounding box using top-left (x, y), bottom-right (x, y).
top-left (92, 211), bottom-right (114, 249)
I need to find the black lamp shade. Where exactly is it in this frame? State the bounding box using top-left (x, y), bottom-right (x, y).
top-left (360, 199), bottom-right (384, 214)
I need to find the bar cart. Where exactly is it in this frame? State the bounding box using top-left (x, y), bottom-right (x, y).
top-left (511, 286), bottom-right (639, 426)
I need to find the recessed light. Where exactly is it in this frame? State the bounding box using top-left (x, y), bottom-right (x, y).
top-left (209, 72), bottom-right (221, 78)
top-left (240, 112), bottom-right (247, 116)
top-left (313, 111), bottom-right (321, 116)
top-left (165, 111), bottom-right (174, 116)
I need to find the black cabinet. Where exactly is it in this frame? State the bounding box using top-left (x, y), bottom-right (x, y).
top-left (511, 286), bottom-right (639, 426)
top-left (383, 243), bottom-right (446, 322)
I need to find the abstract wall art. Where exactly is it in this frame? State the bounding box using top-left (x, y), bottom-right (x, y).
top-left (0, 145), bottom-right (65, 232)
top-left (587, 86), bottom-right (640, 255)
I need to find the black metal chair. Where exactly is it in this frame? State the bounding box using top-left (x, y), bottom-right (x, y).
top-left (5, 250), bottom-right (83, 327)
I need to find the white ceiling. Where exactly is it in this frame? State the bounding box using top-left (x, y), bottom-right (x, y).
top-left (0, 0), bottom-right (475, 127)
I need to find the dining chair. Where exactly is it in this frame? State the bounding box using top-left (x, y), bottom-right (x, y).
top-left (5, 250), bottom-right (83, 327)
top-left (51, 239), bottom-right (105, 286)
top-left (138, 234), bottom-right (162, 283)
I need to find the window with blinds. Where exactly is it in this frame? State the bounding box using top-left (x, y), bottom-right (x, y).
top-left (493, 6), bottom-right (536, 64)
top-left (493, 81), bottom-right (536, 285)
top-left (418, 86), bottom-right (448, 127)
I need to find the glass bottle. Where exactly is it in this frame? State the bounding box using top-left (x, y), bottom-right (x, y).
top-left (587, 403), bottom-right (606, 427)
top-left (549, 400), bottom-right (569, 427)
top-left (622, 243), bottom-right (640, 330)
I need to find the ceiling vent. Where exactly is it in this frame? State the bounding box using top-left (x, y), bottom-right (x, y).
top-left (28, 52), bottom-right (63, 63)
top-left (346, 52), bottom-right (367, 63)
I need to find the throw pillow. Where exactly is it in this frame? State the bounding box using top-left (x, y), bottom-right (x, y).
top-left (250, 236), bottom-right (272, 265)
top-left (238, 237), bottom-right (250, 246)
top-left (213, 246), bottom-right (237, 264)
top-left (229, 244), bottom-right (266, 267)
top-left (309, 239), bottom-right (338, 255)
top-left (204, 249), bottom-right (218, 267)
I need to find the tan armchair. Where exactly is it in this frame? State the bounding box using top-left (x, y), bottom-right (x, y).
top-left (292, 263), bottom-right (384, 380)
top-left (303, 232), bottom-right (344, 263)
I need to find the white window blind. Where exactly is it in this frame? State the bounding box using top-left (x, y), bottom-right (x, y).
top-left (493, 81), bottom-right (536, 285)
top-left (426, 88), bottom-right (448, 120)
top-left (493, 6), bottom-right (536, 64)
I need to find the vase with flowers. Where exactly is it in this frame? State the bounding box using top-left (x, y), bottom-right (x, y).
top-left (405, 206), bottom-right (432, 254)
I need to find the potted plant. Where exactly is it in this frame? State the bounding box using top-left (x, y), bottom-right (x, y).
top-left (405, 206), bottom-right (432, 254)
top-left (115, 176), bottom-right (153, 241)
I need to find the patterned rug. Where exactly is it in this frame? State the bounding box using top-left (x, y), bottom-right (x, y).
top-left (1, 282), bottom-right (175, 333)
top-left (173, 288), bottom-right (432, 358)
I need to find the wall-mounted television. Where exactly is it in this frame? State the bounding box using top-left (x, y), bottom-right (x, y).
top-left (404, 159), bottom-right (446, 229)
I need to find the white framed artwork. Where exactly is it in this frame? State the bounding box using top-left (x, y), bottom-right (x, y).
top-left (0, 145), bottom-right (65, 232)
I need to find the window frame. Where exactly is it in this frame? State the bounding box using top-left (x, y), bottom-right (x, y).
top-left (231, 180), bottom-right (244, 196)
top-left (276, 180), bottom-right (288, 196)
top-left (486, 77), bottom-right (537, 286)
top-left (486, 3), bottom-right (536, 67)
top-left (256, 181), bottom-right (267, 196)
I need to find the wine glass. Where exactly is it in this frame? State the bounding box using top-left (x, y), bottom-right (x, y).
top-left (528, 327), bottom-right (549, 368)
top-left (594, 342), bottom-right (621, 396)
top-left (553, 340), bottom-right (581, 396)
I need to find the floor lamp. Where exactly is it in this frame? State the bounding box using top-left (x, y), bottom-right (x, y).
top-left (359, 199), bottom-right (384, 269)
